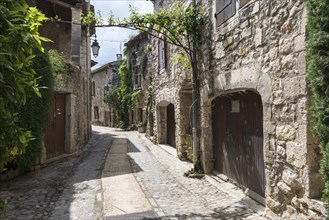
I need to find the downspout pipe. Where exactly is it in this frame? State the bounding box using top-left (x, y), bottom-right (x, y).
top-left (191, 0), bottom-right (201, 171)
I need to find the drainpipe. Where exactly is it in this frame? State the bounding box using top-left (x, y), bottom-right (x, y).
top-left (85, 0), bottom-right (92, 139)
top-left (191, 0), bottom-right (200, 171)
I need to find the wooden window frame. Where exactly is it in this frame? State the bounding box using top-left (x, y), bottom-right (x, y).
top-left (158, 36), bottom-right (167, 73)
top-left (92, 81), bottom-right (95, 96)
top-left (134, 74), bottom-right (142, 90)
top-left (215, 0), bottom-right (236, 26)
top-left (94, 106), bottom-right (99, 120)
top-left (104, 85), bottom-right (109, 98)
top-left (240, 0), bottom-right (251, 8)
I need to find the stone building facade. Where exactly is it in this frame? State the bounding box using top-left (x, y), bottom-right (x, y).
top-left (149, 0), bottom-right (325, 218)
top-left (28, 0), bottom-right (93, 161)
top-left (125, 33), bottom-right (152, 130)
top-left (91, 57), bottom-right (123, 127)
top-left (148, 0), bottom-right (194, 158)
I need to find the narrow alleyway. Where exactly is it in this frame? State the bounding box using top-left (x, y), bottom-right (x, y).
top-left (0, 126), bottom-right (267, 220)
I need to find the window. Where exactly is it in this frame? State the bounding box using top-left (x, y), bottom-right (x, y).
top-left (158, 37), bottom-right (167, 72)
top-left (134, 74), bottom-right (142, 89)
top-left (104, 85), bottom-right (109, 98)
top-left (231, 100), bottom-right (240, 113)
top-left (138, 108), bottom-right (143, 122)
top-left (240, 0), bottom-right (251, 8)
top-left (91, 81), bottom-right (96, 96)
top-left (94, 106), bottom-right (99, 120)
top-left (215, 0), bottom-right (236, 26)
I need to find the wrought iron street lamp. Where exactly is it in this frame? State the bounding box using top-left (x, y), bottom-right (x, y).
top-left (91, 37), bottom-right (100, 58)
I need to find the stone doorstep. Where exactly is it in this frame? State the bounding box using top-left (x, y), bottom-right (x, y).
top-left (158, 144), bottom-right (178, 158)
top-left (41, 153), bottom-right (77, 168)
top-left (205, 174), bottom-right (266, 216)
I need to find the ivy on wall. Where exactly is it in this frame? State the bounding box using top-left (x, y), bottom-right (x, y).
top-left (104, 60), bottom-right (133, 128)
top-left (0, 0), bottom-right (47, 172)
top-left (48, 49), bottom-right (72, 89)
top-left (14, 50), bottom-right (54, 171)
top-left (306, 0), bottom-right (329, 213)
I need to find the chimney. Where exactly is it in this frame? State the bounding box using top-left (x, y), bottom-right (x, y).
top-left (116, 54), bottom-right (122, 61)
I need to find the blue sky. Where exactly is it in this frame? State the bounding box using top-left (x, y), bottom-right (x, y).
top-left (90, 0), bottom-right (153, 69)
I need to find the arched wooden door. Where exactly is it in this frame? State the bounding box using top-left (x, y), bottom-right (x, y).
top-left (212, 91), bottom-right (265, 197)
top-left (167, 103), bottom-right (176, 148)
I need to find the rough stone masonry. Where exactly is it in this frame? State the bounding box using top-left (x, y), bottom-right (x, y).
top-left (198, 0), bottom-right (325, 218)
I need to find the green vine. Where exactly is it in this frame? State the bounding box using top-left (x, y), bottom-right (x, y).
top-left (104, 60), bottom-right (133, 128)
top-left (48, 49), bottom-right (71, 89)
top-left (0, 197), bottom-right (7, 217)
top-left (14, 50), bottom-right (54, 171)
top-left (0, 0), bottom-right (47, 172)
top-left (306, 0), bottom-right (329, 213)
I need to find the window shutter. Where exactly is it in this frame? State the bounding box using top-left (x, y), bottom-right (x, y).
top-left (92, 81), bottom-right (95, 96)
top-left (215, 0), bottom-right (236, 26)
top-left (240, 0), bottom-right (251, 8)
top-left (158, 37), bottom-right (167, 72)
top-left (157, 39), bottom-right (161, 73)
top-left (163, 37), bottom-right (167, 69)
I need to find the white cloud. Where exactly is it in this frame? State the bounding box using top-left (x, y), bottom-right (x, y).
top-left (90, 0), bottom-right (153, 68)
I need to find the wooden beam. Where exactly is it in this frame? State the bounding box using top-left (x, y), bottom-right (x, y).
top-left (45, 0), bottom-right (73, 9)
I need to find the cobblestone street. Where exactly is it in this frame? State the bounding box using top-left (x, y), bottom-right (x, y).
top-left (0, 126), bottom-right (267, 219)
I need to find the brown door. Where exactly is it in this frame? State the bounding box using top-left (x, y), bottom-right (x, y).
top-left (105, 111), bottom-right (110, 126)
top-left (167, 103), bottom-right (176, 148)
top-left (45, 94), bottom-right (66, 159)
top-left (212, 91), bottom-right (265, 197)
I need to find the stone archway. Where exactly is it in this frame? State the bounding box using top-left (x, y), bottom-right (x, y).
top-left (156, 101), bottom-right (176, 147)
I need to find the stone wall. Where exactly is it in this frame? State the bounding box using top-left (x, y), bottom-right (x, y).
top-left (125, 33), bottom-right (150, 126)
top-left (91, 68), bottom-right (109, 124)
top-left (91, 60), bottom-right (122, 126)
top-left (36, 0), bottom-right (91, 161)
top-left (198, 0), bottom-right (325, 218)
top-left (146, 0), bottom-right (325, 217)
top-left (149, 10), bottom-right (194, 151)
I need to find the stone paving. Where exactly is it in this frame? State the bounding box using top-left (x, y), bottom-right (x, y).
top-left (0, 126), bottom-right (268, 220)
top-left (0, 126), bottom-right (113, 220)
top-left (124, 129), bottom-right (268, 220)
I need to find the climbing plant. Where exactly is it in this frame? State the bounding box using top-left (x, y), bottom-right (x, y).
top-left (14, 50), bottom-right (54, 171)
top-left (48, 49), bottom-right (72, 89)
top-left (84, 1), bottom-right (205, 171)
top-left (0, 198), bottom-right (6, 217)
top-left (0, 0), bottom-right (47, 172)
top-left (306, 0), bottom-right (329, 213)
top-left (104, 60), bottom-right (133, 128)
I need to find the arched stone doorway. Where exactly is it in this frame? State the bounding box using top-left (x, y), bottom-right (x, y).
top-left (157, 101), bottom-right (176, 148)
top-left (212, 90), bottom-right (265, 197)
top-left (167, 103), bottom-right (176, 148)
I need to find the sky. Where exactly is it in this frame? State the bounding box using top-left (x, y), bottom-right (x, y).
top-left (90, 0), bottom-right (154, 69)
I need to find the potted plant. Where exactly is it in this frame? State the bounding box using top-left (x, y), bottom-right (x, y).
top-left (137, 121), bottom-right (146, 133)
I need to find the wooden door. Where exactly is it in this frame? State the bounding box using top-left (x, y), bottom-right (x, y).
top-left (45, 94), bottom-right (66, 159)
top-left (105, 111), bottom-right (110, 126)
top-left (167, 103), bottom-right (176, 148)
top-left (212, 91), bottom-right (265, 197)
